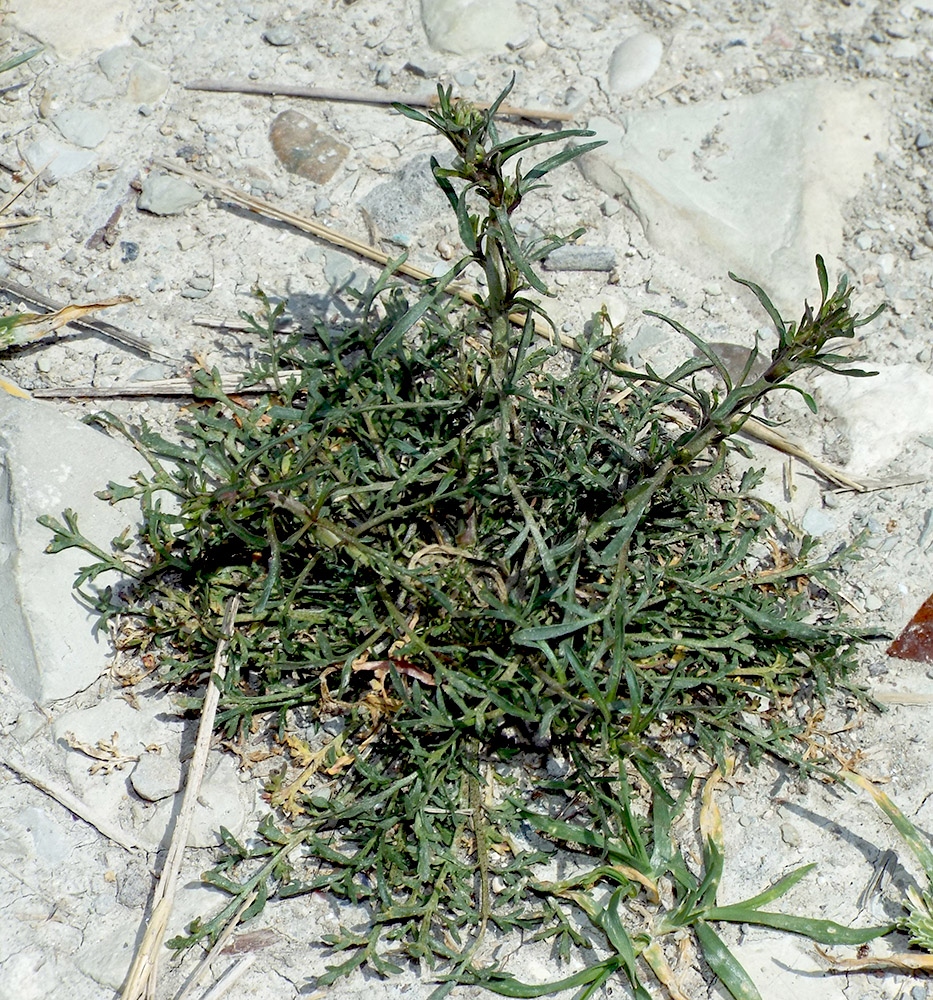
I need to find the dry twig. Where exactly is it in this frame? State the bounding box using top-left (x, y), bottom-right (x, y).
top-left (185, 78), bottom-right (574, 123)
top-left (121, 594), bottom-right (241, 1000)
top-left (0, 751), bottom-right (141, 851)
top-left (32, 370), bottom-right (303, 398)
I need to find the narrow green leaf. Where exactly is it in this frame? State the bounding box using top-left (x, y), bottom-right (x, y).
top-left (705, 906), bottom-right (894, 945)
top-left (464, 960), bottom-right (619, 998)
top-left (372, 260), bottom-right (468, 359)
top-left (522, 140), bottom-right (606, 183)
top-left (728, 272), bottom-right (786, 341)
top-left (0, 46), bottom-right (43, 74)
top-left (815, 254), bottom-right (829, 304)
top-left (722, 864), bottom-right (816, 910)
top-left (644, 310), bottom-right (733, 390)
top-left (694, 920), bottom-right (763, 1000)
top-left (600, 887), bottom-right (654, 999)
top-left (513, 610), bottom-right (605, 644)
top-left (493, 205), bottom-right (549, 294)
top-left (728, 600), bottom-right (828, 641)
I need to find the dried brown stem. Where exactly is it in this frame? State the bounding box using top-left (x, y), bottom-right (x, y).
top-left (0, 277), bottom-right (169, 359)
top-left (185, 78), bottom-right (574, 123)
top-left (121, 594), bottom-right (241, 1000)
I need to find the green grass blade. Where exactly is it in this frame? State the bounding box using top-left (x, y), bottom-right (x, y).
top-left (463, 960), bottom-right (620, 998)
top-left (0, 46), bottom-right (42, 74)
top-left (721, 863), bottom-right (816, 910)
top-left (847, 772), bottom-right (933, 883)
top-left (599, 887), bottom-right (654, 1000)
top-left (694, 920), bottom-right (763, 1000)
top-left (704, 906), bottom-right (894, 945)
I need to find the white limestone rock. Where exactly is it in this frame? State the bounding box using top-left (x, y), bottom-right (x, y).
top-left (814, 363), bottom-right (933, 476)
top-left (420, 0), bottom-right (528, 55)
top-left (6, 0), bottom-right (146, 60)
top-left (579, 81), bottom-right (889, 313)
top-left (0, 395), bottom-right (144, 702)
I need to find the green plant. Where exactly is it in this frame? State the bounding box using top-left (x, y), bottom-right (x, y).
top-left (0, 45), bottom-right (42, 76)
top-left (468, 770), bottom-right (891, 1000)
top-left (833, 772), bottom-right (933, 970)
top-left (41, 80), bottom-right (887, 997)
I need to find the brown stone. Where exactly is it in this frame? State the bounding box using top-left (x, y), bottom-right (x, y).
top-left (269, 110), bottom-right (349, 185)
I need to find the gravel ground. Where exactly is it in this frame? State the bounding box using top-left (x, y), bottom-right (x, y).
top-left (2, 2), bottom-right (933, 999)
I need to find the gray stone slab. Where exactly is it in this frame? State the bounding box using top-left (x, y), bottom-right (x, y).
top-left (580, 81), bottom-right (889, 312)
top-left (815, 363), bottom-right (933, 475)
top-left (0, 395), bottom-right (144, 702)
top-left (6, 0), bottom-right (144, 60)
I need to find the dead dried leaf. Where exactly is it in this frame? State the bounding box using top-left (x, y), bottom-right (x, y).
top-left (1, 296), bottom-right (133, 347)
top-left (888, 592), bottom-right (933, 665)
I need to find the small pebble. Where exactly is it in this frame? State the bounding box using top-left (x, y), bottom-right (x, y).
top-left (864, 593), bottom-right (884, 611)
top-left (780, 822), bottom-right (801, 847)
top-left (867, 660), bottom-right (888, 677)
top-left (801, 507), bottom-right (835, 537)
top-left (608, 32), bottom-right (663, 94)
top-left (62, 248), bottom-right (77, 264)
top-left (263, 24), bottom-right (297, 46)
top-left (313, 195), bottom-right (331, 215)
top-left (917, 131), bottom-right (933, 150)
top-left (128, 60), bottom-right (170, 103)
top-left (120, 241), bottom-right (139, 263)
top-left (269, 109), bottom-right (349, 184)
top-left (131, 362), bottom-right (171, 382)
top-left (53, 109), bottom-right (110, 149)
top-left (137, 174), bottom-right (201, 215)
top-left (375, 64), bottom-right (392, 87)
top-left (403, 59), bottom-right (441, 78)
top-left (856, 233), bottom-right (873, 250)
top-left (454, 70), bottom-right (477, 88)
top-left (35, 357), bottom-right (52, 374)
top-left (132, 26), bottom-right (154, 46)
top-left (188, 275), bottom-right (212, 291)
top-left (602, 198), bottom-right (621, 217)
top-left (130, 753), bottom-right (181, 801)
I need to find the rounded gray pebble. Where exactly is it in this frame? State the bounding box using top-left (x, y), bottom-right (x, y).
top-left (263, 24), bottom-right (296, 46)
top-left (138, 174), bottom-right (202, 216)
top-left (608, 32), bottom-right (663, 94)
top-left (130, 752), bottom-right (182, 801)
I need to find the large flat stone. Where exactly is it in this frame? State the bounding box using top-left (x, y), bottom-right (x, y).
top-left (581, 81), bottom-right (889, 311)
top-left (814, 363), bottom-right (933, 476)
top-left (0, 395), bottom-right (143, 702)
top-left (7, 0), bottom-right (147, 61)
